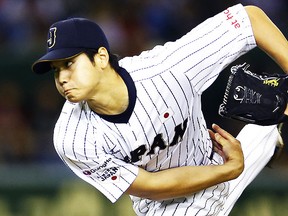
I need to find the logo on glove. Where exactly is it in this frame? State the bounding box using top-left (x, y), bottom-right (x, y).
top-left (234, 85), bottom-right (262, 104)
top-left (263, 78), bottom-right (280, 87)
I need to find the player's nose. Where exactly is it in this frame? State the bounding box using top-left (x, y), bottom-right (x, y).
top-left (57, 70), bottom-right (70, 85)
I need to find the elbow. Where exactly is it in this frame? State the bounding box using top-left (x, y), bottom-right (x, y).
top-left (244, 5), bottom-right (263, 12)
top-left (125, 170), bottom-right (180, 201)
top-left (126, 181), bottom-right (169, 201)
top-left (244, 5), bottom-right (266, 20)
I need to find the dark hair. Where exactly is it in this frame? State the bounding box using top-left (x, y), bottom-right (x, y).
top-left (83, 49), bottom-right (120, 71)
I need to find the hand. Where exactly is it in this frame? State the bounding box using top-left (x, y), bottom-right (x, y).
top-left (208, 124), bottom-right (244, 178)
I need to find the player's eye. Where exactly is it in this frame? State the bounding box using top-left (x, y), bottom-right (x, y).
top-left (64, 61), bottom-right (73, 68)
top-left (51, 60), bottom-right (73, 74)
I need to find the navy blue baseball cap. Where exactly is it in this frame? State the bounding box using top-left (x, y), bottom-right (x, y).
top-left (32, 18), bottom-right (110, 74)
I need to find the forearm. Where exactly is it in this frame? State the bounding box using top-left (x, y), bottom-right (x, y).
top-left (245, 6), bottom-right (288, 73)
top-left (127, 162), bottom-right (242, 201)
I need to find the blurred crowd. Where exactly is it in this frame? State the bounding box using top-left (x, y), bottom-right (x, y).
top-left (0, 0), bottom-right (288, 164)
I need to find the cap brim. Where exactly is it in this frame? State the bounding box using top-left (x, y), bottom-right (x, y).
top-left (32, 48), bottom-right (84, 74)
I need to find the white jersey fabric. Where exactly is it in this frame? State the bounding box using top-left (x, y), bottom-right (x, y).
top-left (53, 4), bottom-right (278, 215)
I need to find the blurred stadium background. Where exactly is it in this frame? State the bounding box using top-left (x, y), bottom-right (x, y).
top-left (0, 0), bottom-right (288, 215)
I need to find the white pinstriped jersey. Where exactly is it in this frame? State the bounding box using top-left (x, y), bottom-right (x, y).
top-left (54, 4), bottom-right (256, 215)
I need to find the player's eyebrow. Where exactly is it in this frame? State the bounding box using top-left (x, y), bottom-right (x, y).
top-left (50, 56), bottom-right (77, 69)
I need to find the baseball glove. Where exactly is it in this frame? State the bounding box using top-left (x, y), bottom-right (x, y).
top-left (218, 63), bottom-right (288, 125)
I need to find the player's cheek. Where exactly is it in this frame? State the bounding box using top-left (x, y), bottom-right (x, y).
top-left (54, 81), bottom-right (65, 97)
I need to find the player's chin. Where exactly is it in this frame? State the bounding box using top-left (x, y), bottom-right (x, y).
top-left (65, 95), bottom-right (82, 103)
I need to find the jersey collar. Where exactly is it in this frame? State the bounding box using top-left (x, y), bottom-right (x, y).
top-left (97, 67), bottom-right (136, 123)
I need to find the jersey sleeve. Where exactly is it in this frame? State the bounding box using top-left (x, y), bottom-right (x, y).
top-left (121, 4), bottom-right (256, 94)
top-left (181, 3), bottom-right (257, 94)
top-left (53, 101), bottom-right (139, 203)
top-left (59, 151), bottom-right (138, 203)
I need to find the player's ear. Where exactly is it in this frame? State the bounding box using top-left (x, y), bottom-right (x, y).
top-left (95, 47), bottom-right (109, 68)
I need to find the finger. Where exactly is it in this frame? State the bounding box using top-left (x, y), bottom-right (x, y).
top-left (209, 128), bottom-right (228, 162)
top-left (212, 123), bottom-right (235, 141)
top-left (208, 129), bottom-right (224, 153)
top-left (208, 129), bottom-right (215, 140)
top-left (211, 124), bottom-right (241, 152)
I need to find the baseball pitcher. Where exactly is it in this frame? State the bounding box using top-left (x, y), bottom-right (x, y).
top-left (32, 4), bottom-right (288, 215)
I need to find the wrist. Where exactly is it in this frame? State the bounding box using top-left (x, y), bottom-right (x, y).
top-left (223, 159), bottom-right (244, 180)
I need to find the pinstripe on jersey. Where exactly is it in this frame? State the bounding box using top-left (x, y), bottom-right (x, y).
top-left (53, 4), bottom-right (256, 215)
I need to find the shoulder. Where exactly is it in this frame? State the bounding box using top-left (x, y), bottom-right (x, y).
top-left (55, 101), bottom-right (87, 127)
top-left (53, 101), bottom-right (90, 147)
top-left (59, 100), bottom-right (80, 116)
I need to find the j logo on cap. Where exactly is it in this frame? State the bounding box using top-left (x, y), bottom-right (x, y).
top-left (47, 27), bottom-right (57, 49)
top-left (32, 18), bottom-right (110, 74)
